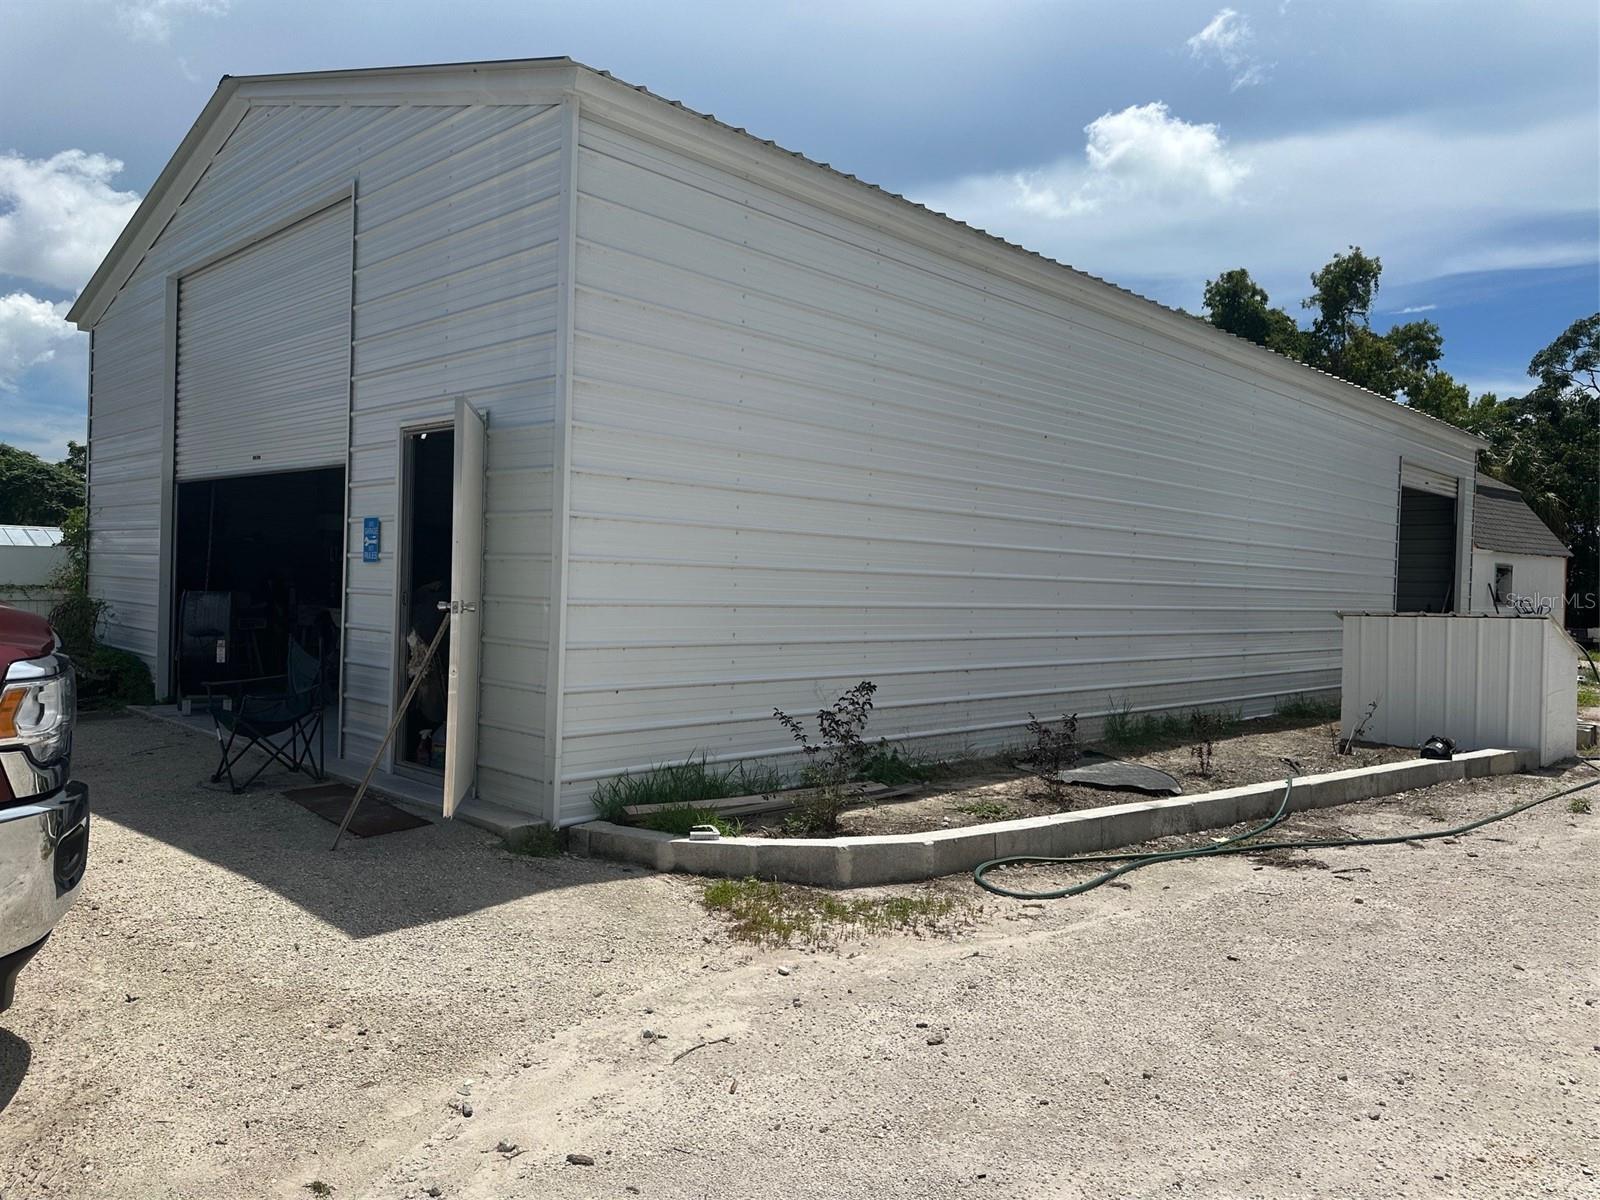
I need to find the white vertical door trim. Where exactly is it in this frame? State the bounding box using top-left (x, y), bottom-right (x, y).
top-left (443, 397), bottom-right (489, 818)
top-left (336, 184), bottom-right (358, 760)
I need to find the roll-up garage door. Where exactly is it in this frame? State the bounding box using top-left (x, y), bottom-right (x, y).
top-left (175, 203), bottom-right (351, 480)
top-left (1400, 461), bottom-right (1459, 498)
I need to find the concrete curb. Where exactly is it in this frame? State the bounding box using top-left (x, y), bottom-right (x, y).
top-left (568, 748), bottom-right (1536, 887)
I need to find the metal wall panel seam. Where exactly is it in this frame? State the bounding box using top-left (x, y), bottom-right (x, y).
top-left (543, 93), bottom-right (582, 824)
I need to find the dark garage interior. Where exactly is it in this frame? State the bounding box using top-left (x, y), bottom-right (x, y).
top-left (1395, 486), bottom-right (1458, 612)
top-left (173, 466), bottom-right (344, 698)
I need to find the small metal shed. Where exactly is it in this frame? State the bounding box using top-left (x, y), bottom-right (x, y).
top-left (0, 526), bottom-right (67, 618)
top-left (1340, 612), bottom-right (1580, 766)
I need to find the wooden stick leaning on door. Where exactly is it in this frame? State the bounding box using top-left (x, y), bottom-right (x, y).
top-left (331, 609), bottom-right (452, 851)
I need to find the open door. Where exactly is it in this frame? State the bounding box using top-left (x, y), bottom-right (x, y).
top-left (442, 397), bottom-right (487, 817)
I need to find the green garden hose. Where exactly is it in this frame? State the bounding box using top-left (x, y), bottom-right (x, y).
top-left (972, 765), bottom-right (1600, 901)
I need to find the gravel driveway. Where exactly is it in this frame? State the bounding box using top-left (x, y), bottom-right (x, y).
top-left (2, 716), bottom-right (1596, 1199)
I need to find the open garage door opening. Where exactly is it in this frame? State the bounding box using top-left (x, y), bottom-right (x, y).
top-left (1396, 486), bottom-right (1458, 613)
top-left (173, 467), bottom-right (345, 701)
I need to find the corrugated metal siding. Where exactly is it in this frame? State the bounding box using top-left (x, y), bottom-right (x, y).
top-left (85, 99), bottom-right (564, 816)
top-left (556, 113), bottom-right (1480, 822)
top-left (1340, 613), bottom-right (1577, 765)
top-left (175, 203), bottom-right (351, 479)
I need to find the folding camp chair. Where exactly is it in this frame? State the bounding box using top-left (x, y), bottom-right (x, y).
top-left (204, 639), bottom-right (326, 793)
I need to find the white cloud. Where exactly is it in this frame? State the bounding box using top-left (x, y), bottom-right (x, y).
top-left (0, 291), bottom-right (86, 457)
top-left (0, 150), bottom-right (141, 293)
top-left (914, 109), bottom-right (1596, 307)
top-left (115, 0), bottom-right (230, 43)
top-left (1007, 102), bottom-right (1247, 220)
top-left (0, 293), bottom-right (76, 391)
top-left (1394, 304), bottom-right (1438, 314)
top-left (1186, 8), bottom-right (1270, 90)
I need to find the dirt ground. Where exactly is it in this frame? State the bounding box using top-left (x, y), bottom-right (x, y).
top-left (750, 718), bottom-right (1417, 837)
top-left (2, 716), bottom-right (1597, 1199)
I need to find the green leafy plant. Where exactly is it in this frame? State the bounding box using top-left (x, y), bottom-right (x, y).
top-left (857, 741), bottom-right (935, 786)
top-left (1569, 795), bottom-right (1592, 815)
top-left (773, 680), bottom-right (878, 834)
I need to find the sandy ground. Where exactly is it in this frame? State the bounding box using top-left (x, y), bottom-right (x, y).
top-left (2, 716), bottom-right (1597, 1199)
top-left (752, 719), bottom-right (1417, 837)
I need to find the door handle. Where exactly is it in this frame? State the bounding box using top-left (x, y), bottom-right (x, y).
top-left (435, 600), bottom-right (479, 614)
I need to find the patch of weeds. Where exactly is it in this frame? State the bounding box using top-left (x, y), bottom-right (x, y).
top-left (954, 798), bottom-right (1021, 821)
top-left (635, 805), bottom-right (744, 838)
top-left (774, 681), bottom-right (877, 834)
top-left (1579, 684), bottom-right (1599, 708)
top-left (502, 824), bottom-right (563, 857)
top-left (1273, 694), bottom-right (1341, 723)
top-left (304, 1185), bottom-right (333, 1199)
top-left (1570, 795), bottom-right (1592, 815)
top-left (591, 754), bottom-right (785, 824)
top-left (701, 877), bottom-right (966, 948)
top-left (1103, 704), bottom-right (1241, 755)
top-left (858, 741), bottom-right (937, 786)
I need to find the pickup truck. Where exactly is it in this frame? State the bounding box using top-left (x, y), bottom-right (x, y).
top-left (0, 603), bottom-right (88, 1013)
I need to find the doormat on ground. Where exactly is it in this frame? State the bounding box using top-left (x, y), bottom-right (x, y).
top-left (1056, 752), bottom-right (1183, 796)
top-left (283, 783), bottom-right (432, 838)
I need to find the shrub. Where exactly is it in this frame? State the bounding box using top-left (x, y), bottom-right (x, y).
top-left (1188, 710), bottom-right (1231, 777)
top-left (1017, 712), bottom-right (1081, 800)
top-left (74, 645), bottom-right (155, 709)
top-left (773, 680), bottom-right (877, 834)
top-left (47, 592), bottom-right (106, 657)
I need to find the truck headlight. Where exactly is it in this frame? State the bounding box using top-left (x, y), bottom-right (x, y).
top-left (0, 656), bottom-right (75, 765)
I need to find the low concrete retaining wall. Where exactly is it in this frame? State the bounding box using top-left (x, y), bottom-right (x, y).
top-left (568, 748), bottom-right (1536, 887)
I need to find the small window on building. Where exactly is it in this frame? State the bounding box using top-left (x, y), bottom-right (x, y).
top-left (1493, 563), bottom-right (1513, 605)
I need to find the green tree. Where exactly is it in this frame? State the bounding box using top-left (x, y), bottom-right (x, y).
top-left (1303, 246), bottom-right (1384, 378)
top-left (0, 443), bottom-right (84, 526)
top-left (1201, 267), bottom-right (1305, 358)
top-left (1481, 314), bottom-right (1600, 627)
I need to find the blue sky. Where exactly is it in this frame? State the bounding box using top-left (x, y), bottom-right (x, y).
top-left (2, 0), bottom-right (1596, 458)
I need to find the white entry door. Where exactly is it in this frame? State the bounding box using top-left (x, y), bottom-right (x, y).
top-left (443, 397), bottom-right (487, 818)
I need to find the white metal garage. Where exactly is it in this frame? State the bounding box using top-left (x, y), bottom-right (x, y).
top-left (69, 60), bottom-right (1487, 827)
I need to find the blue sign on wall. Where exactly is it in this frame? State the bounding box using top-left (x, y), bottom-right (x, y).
top-left (362, 516), bottom-right (381, 563)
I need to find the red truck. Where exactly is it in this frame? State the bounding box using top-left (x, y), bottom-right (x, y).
top-left (0, 602), bottom-right (88, 1013)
